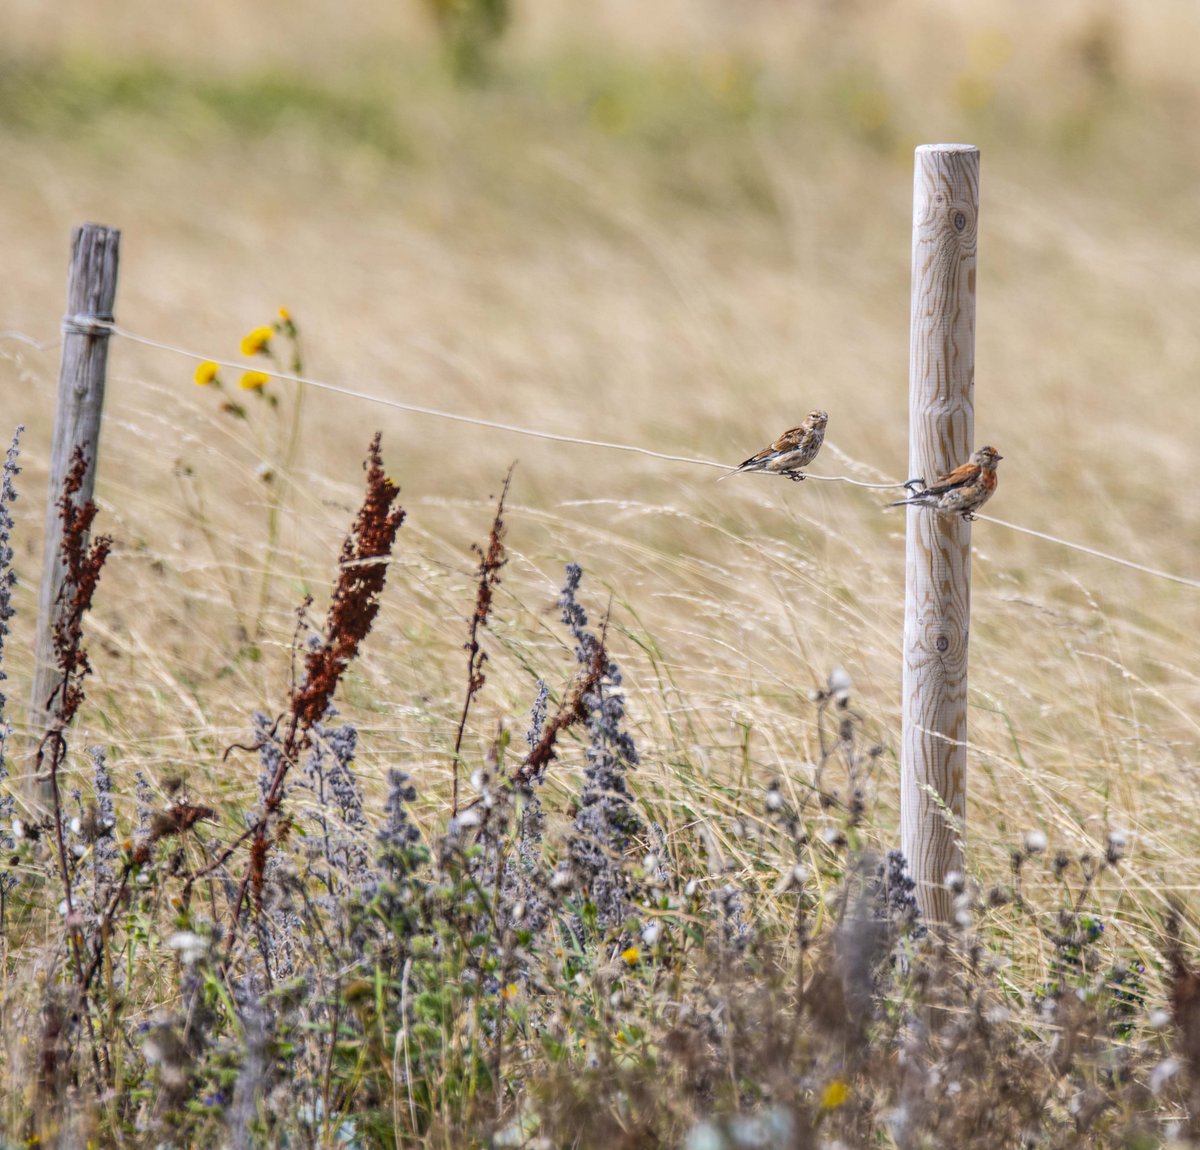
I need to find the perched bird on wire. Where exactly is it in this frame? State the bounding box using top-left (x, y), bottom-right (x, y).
top-left (887, 445), bottom-right (1003, 520)
top-left (719, 410), bottom-right (829, 482)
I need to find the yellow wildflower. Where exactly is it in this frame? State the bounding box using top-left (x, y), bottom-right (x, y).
top-left (277, 306), bottom-right (291, 322)
top-left (821, 1078), bottom-right (849, 1110)
top-left (240, 325), bottom-right (274, 356)
top-left (621, 946), bottom-right (640, 966)
top-left (193, 361), bottom-right (220, 386)
top-left (239, 370), bottom-right (270, 391)
top-left (501, 983), bottom-right (519, 1001)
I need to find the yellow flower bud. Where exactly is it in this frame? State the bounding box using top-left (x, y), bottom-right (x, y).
top-left (239, 325), bottom-right (274, 356)
top-left (821, 1078), bottom-right (850, 1110)
top-left (193, 361), bottom-right (220, 386)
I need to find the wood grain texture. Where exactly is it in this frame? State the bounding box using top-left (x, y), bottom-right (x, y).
top-left (901, 146), bottom-right (978, 925)
top-left (29, 224), bottom-right (121, 751)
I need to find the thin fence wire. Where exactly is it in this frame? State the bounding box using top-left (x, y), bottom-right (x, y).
top-left (5, 321), bottom-right (1199, 592)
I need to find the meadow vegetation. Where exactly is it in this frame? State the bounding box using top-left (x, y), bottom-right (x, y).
top-left (2, 1), bottom-right (1200, 1145)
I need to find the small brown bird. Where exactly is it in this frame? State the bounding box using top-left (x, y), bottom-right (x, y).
top-left (888, 445), bottom-right (1003, 520)
top-left (719, 411), bottom-right (829, 482)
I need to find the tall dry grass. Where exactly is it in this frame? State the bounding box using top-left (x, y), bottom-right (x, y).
top-left (1, 1), bottom-right (1200, 1143)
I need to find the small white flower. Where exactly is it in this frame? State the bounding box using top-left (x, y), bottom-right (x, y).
top-left (1106, 828), bottom-right (1129, 860)
top-left (550, 866), bottom-right (573, 891)
top-left (684, 879), bottom-right (699, 898)
top-left (166, 931), bottom-right (209, 965)
top-left (1024, 830), bottom-right (1048, 854)
top-left (1149, 1009), bottom-right (1171, 1030)
top-left (828, 666), bottom-right (852, 700)
top-left (765, 787), bottom-right (783, 812)
top-left (641, 921), bottom-right (662, 947)
top-left (1150, 1057), bottom-right (1180, 1095)
top-left (10, 817), bottom-right (23, 840)
top-left (944, 870), bottom-right (966, 893)
top-left (682, 1122), bottom-right (724, 1150)
top-left (775, 863), bottom-right (810, 894)
top-left (642, 852), bottom-right (658, 873)
top-left (70, 817), bottom-right (82, 836)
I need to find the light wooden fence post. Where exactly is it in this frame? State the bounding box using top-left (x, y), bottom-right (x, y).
top-left (901, 145), bottom-right (979, 926)
top-left (28, 224), bottom-right (121, 746)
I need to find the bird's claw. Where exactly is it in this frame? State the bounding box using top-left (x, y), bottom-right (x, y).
top-left (962, 511), bottom-right (977, 522)
top-left (903, 478), bottom-right (926, 492)
top-left (786, 471), bottom-right (806, 482)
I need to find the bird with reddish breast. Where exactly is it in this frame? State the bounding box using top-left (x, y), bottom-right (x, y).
top-left (888, 445), bottom-right (1003, 520)
top-left (719, 410), bottom-right (828, 482)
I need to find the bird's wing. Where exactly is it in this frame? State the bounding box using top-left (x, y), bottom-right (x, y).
top-left (923, 461), bottom-right (980, 495)
top-left (768, 427), bottom-right (804, 452)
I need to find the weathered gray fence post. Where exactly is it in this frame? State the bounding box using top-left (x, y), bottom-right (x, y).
top-left (28, 224), bottom-right (121, 745)
top-left (900, 146), bottom-right (979, 925)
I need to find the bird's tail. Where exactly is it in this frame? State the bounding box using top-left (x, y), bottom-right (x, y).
top-left (887, 478), bottom-right (929, 507)
top-left (716, 463), bottom-right (755, 482)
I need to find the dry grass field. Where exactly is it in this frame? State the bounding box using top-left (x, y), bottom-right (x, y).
top-left (3, 1), bottom-right (1200, 1144)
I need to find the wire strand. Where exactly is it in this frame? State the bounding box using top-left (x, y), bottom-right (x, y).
top-left (108, 323), bottom-right (903, 488)
top-left (0, 330), bottom-right (60, 351)
top-left (974, 514), bottom-right (1200, 590)
top-left (8, 321), bottom-right (1197, 591)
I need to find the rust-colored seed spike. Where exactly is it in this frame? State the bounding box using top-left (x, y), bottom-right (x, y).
top-left (49, 446), bottom-right (112, 726)
top-left (290, 433), bottom-right (406, 732)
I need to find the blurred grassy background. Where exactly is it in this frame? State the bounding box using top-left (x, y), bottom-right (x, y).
top-left (2, 0), bottom-right (1200, 955)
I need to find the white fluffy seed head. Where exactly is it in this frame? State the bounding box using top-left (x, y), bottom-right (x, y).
top-left (828, 666), bottom-right (852, 698)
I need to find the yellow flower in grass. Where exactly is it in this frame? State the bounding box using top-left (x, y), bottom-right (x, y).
top-left (621, 946), bottom-right (640, 967)
top-left (239, 370), bottom-right (270, 391)
top-left (275, 306), bottom-right (297, 337)
top-left (240, 325), bottom-right (274, 356)
top-left (821, 1078), bottom-right (849, 1110)
top-left (193, 361), bottom-right (220, 386)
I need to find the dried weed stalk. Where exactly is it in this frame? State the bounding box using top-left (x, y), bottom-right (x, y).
top-left (239, 432), bottom-right (405, 915)
top-left (451, 462), bottom-right (513, 813)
